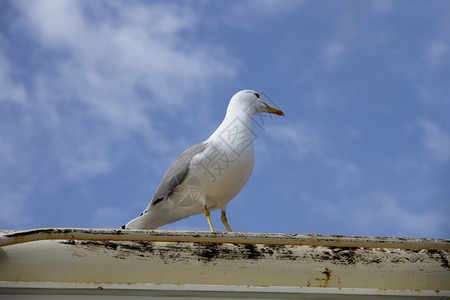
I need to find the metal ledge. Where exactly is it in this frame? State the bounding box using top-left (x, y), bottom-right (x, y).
top-left (1, 229), bottom-right (449, 298)
top-left (0, 282), bottom-right (447, 299)
top-left (1, 228), bottom-right (449, 250)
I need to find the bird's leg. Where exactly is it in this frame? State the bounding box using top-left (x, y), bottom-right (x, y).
top-left (204, 205), bottom-right (215, 232)
top-left (221, 210), bottom-right (232, 232)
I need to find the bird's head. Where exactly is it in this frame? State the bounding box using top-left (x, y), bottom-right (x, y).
top-left (229, 90), bottom-right (285, 116)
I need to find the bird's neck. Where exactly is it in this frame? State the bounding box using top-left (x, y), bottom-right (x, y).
top-left (207, 108), bottom-right (254, 143)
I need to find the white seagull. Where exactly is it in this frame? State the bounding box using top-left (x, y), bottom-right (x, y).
top-left (123, 90), bottom-right (284, 232)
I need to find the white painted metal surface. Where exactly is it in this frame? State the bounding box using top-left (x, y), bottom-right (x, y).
top-left (1, 229), bottom-right (449, 299)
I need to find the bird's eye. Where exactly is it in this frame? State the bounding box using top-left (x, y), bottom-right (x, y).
top-left (254, 92), bottom-right (260, 98)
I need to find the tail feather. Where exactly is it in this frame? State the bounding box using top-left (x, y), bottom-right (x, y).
top-left (123, 201), bottom-right (204, 230)
top-left (124, 209), bottom-right (166, 230)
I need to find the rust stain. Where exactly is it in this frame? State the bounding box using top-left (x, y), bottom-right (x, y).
top-left (321, 267), bottom-right (332, 287)
top-left (322, 268), bottom-right (332, 281)
top-left (312, 267), bottom-right (332, 288)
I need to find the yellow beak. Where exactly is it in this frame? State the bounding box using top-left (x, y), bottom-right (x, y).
top-left (265, 102), bottom-right (285, 116)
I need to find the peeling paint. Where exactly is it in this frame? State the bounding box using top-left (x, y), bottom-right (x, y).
top-left (57, 239), bottom-right (450, 273)
top-left (2, 228), bottom-right (449, 250)
top-left (1, 229), bottom-right (449, 294)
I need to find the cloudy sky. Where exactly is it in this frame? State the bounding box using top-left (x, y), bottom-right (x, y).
top-left (1, 0), bottom-right (449, 238)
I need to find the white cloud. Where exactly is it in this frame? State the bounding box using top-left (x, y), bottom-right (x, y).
top-left (308, 87), bottom-right (346, 109)
top-left (417, 84), bottom-right (449, 107)
top-left (240, 0), bottom-right (303, 15)
top-left (59, 135), bottom-right (118, 179)
top-left (352, 192), bottom-right (447, 237)
top-left (0, 190), bottom-right (33, 229)
top-left (369, 0), bottom-right (395, 14)
top-left (393, 158), bottom-right (429, 174)
top-left (426, 41), bottom-right (449, 68)
top-left (264, 121), bottom-right (364, 195)
top-left (330, 160), bottom-right (362, 192)
top-left (421, 23), bottom-right (450, 71)
top-left (209, 0), bottom-right (304, 30)
top-left (0, 1), bottom-right (241, 228)
top-left (418, 119), bottom-right (450, 163)
top-left (90, 205), bottom-right (128, 228)
top-left (320, 42), bottom-right (346, 70)
top-left (6, 0), bottom-right (237, 180)
top-left (0, 48), bottom-right (27, 105)
top-left (315, 189), bottom-right (448, 237)
top-left (0, 136), bottom-right (15, 164)
top-left (16, 0), bottom-right (235, 108)
top-left (418, 8), bottom-right (450, 71)
top-left (266, 122), bottom-right (328, 160)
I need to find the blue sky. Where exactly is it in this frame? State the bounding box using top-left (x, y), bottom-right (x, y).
top-left (1, 0), bottom-right (449, 238)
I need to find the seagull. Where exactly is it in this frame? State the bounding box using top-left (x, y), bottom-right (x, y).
top-left (123, 90), bottom-right (284, 232)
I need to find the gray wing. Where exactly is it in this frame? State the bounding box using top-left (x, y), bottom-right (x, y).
top-left (150, 142), bottom-right (207, 206)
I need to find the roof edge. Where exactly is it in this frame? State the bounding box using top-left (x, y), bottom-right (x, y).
top-left (1, 228), bottom-right (449, 250)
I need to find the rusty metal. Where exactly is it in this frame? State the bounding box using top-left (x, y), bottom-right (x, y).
top-left (1, 229), bottom-right (449, 298)
top-left (1, 228), bottom-right (449, 250)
